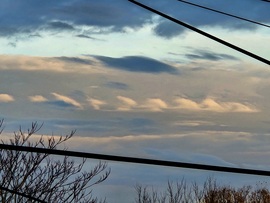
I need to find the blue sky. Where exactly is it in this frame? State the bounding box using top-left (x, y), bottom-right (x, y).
top-left (0, 0), bottom-right (270, 202)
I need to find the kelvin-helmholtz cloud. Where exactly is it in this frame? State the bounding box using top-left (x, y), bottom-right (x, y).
top-left (0, 0), bottom-right (269, 39)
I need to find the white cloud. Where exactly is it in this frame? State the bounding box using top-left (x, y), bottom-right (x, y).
top-left (88, 98), bottom-right (107, 110)
top-left (117, 96), bottom-right (137, 111)
top-left (116, 97), bottom-right (168, 112)
top-left (141, 98), bottom-right (168, 112)
top-left (174, 97), bottom-right (258, 113)
top-left (0, 94), bottom-right (14, 102)
top-left (29, 95), bottom-right (48, 102)
top-left (174, 98), bottom-right (200, 110)
top-left (51, 92), bottom-right (83, 109)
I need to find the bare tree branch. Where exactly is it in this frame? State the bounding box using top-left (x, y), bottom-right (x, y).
top-left (0, 121), bottom-right (110, 203)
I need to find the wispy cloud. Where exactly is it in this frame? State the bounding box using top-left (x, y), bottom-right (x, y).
top-left (0, 94), bottom-right (14, 102)
top-left (51, 93), bottom-right (83, 109)
top-left (184, 50), bottom-right (239, 61)
top-left (63, 131), bottom-right (270, 165)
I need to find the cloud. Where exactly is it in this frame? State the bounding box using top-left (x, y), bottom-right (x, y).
top-left (0, 94), bottom-right (14, 102)
top-left (152, 20), bottom-right (186, 38)
top-left (151, 0), bottom-right (270, 38)
top-left (0, 55), bottom-right (103, 74)
top-left (185, 50), bottom-right (239, 61)
top-left (172, 120), bottom-right (215, 127)
top-left (29, 95), bottom-right (48, 102)
top-left (174, 97), bottom-right (258, 113)
top-left (63, 130), bottom-right (270, 166)
top-left (54, 56), bottom-right (93, 65)
top-left (46, 21), bottom-right (75, 31)
top-left (54, 1), bottom-right (151, 29)
top-left (117, 96), bottom-right (137, 111)
top-left (76, 34), bottom-right (101, 41)
top-left (88, 98), bottom-right (107, 110)
top-left (117, 97), bottom-right (168, 112)
top-left (0, 0), bottom-right (269, 40)
top-left (0, 0), bottom-right (151, 37)
top-left (51, 92), bottom-right (82, 109)
top-left (142, 98), bottom-right (168, 112)
top-left (105, 82), bottom-right (129, 90)
top-left (95, 56), bottom-right (179, 74)
top-left (174, 98), bottom-right (200, 110)
top-left (83, 94), bottom-right (258, 113)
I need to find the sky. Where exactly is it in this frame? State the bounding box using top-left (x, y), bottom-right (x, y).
top-left (0, 0), bottom-right (270, 202)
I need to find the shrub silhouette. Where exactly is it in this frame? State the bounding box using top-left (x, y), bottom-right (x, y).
top-left (135, 177), bottom-right (270, 203)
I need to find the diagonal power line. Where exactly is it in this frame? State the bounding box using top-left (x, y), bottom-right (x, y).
top-left (1, 144), bottom-right (270, 177)
top-left (177, 0), bottom-right (270, 28)
top-left (128, 0), bottom-right (270, 65)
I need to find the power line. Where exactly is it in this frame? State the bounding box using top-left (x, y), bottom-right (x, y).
top-left (177, 0), bottom-right (270, 28)
top-left (0, 186), bottom-right (47, 203)
top-left (128, 0), bottom-right (270, 66)
top-left (1, 144), bottom-right (270, 177)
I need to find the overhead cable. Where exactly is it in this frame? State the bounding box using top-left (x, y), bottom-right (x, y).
top-left (128, 0), bottom-right (270, 65)
top-left (177, 0), bottom-right (270, 28)
top-left (1, 144), bottom-right (270, 177)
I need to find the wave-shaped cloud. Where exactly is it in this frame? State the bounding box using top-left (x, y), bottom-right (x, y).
top-left (51, 93), bottom-right (83, 109)
top-left (174, 97), bottom-right (258, 113)
top-left (89, 96), bottom-right (258, 113)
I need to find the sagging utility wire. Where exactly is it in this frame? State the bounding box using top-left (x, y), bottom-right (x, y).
top-left (1, 144), bottom-right (270, 177)
top-left (177, 0), bottom-right (270, 29)
top-left (128, 0), bottom-right (270, 66)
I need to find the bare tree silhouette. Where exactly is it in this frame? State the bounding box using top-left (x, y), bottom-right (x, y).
top-left (0, 120), bottom-right (110, 203)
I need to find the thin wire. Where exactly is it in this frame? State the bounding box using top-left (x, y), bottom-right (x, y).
top-left (177, 0), bottom-right (270, 28)
top-left (1, 144), bottom-right (270, 177)
top-left (128, 0), bottom-right (270, 66)
top-left (0, 186), bottom-right (47, 203)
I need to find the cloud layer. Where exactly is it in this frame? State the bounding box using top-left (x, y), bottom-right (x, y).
top-left (1, 0), bottom-right (268, 40)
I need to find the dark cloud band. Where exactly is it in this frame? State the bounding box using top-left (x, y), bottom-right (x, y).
top-left (95, 56), bottom-right (179, 74)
